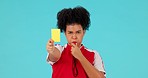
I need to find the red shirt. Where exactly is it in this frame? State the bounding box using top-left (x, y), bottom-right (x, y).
top-left (47, 44), bottom-right (105, 78)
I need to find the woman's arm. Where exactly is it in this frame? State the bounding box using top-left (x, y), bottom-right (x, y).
top-left (71, 43), bottom-right (105, 78)
top-left (79, 55), bottom-right (105, 78)
top-left (46, 39), bottom-right (61, 62)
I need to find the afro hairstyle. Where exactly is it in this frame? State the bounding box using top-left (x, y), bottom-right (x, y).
top-left (57, 6), bottom-right (90, 32)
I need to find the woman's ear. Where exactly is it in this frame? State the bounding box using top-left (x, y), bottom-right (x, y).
top-left (83, 30), bottom-right (86, 36)
top-left (64, 31), bottom-right (66, 35)
top-left (83, 30), bottom-right (86, 35)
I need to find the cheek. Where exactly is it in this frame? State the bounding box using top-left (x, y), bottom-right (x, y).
top-left (65, 35), bottom-right (72, 42)
top-left (79, 34), bottom-right (84, 39)
top-left (77, 35), bottom-right (84, 42)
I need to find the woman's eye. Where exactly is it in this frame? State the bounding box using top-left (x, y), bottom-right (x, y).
top-left (76, 31), bottom-right (81, 34)
top-left (68, 32), bottom-right (73, 34)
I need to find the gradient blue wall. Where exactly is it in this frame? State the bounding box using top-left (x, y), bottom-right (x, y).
top-left (0, 0), bottom-right (148, 78)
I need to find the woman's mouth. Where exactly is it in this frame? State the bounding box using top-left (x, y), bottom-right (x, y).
top-left (72, 41), bottom-right (77, 45)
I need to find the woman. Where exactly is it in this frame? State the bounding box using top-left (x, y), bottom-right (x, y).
top-left (46, 6), bottom-right (105, 78)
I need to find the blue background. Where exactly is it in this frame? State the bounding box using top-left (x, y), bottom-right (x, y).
top-left (0, 0), bottom-right (148, 78)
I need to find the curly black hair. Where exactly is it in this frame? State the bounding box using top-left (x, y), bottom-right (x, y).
top-left (57, 6), bottom-right (90, 32)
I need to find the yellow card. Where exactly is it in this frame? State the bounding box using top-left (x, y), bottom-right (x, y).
top-left (51, 29), bottom-right (60, 42)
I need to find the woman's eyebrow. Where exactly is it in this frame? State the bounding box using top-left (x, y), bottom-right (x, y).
top-left (68, 30), bottom-right (73, 32)
top-left (76, 30), bottom-right (81, 32)
top-left (67, 30), bottom-right (81, 32)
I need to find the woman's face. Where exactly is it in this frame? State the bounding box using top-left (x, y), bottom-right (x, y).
top-left (64, 24), bottom-right (85, 47)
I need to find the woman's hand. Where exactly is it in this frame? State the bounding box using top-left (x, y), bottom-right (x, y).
top-left (71, 43), bottom-right (83, 60)
top-left (46, 39), bottom-right (55, 53)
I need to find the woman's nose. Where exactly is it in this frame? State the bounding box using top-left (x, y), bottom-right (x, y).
top-left (72, 34), bottom-right (77, 39)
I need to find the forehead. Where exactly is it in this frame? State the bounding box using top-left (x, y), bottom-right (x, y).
top-left (66, 24), bottom-right (83, 31)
